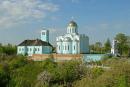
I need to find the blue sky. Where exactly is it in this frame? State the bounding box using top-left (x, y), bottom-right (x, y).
top-left (0, 0), bottom-right (130, 45)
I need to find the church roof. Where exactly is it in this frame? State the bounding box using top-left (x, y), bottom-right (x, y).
top-left (18, 39), bottom-right (53, 47)
top-left (63, 37), bottom-right (72, 42)
top-left (68, 21), bottom-right (78, 27)
top-left (57, 33), bottom-right (80, 42)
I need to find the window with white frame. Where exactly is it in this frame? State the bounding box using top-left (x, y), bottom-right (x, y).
top-left (65, 45), bottom-right (66, 50)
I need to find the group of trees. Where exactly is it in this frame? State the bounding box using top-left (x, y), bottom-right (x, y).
top-left (90, 38), bottom-right (111, 54)
top-left (74, 58), bottom-right (130, 87)
top-left (90, 33), bottom-right (130, 57)
top-left (114, 33), bottom-right (130, 56)
top-left (0, 55), bottom-right (87, 87)
top-left (0, 43), bottom-right (16, 56)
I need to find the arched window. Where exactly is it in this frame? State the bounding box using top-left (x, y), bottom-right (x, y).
top-left (70, 28), bottom-right (71, 33)
top-left (65, 45), bottom-right (66, 50)
top-left (74, 46), bottom-right (75, 50)
top-left (27, 48), bottom-right (29, 51)
top-left (59, 46), bottom-right (60, 50)
top-left (35, 48), bottom-right (37, 51)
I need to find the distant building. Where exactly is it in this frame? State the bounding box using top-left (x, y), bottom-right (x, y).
top-left (17, 29), bottom-right (53, 56)
top-left (56, 20), bottom-right (89, 54)
top-left (111, 40), bottom-right (118, 56)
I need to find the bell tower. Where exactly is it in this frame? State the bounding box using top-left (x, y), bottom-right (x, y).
top-left (41, 29), bottom-right (49, 42)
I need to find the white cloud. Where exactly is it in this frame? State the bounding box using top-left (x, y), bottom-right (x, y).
top-left (0, 0), bottom-right (59, 28)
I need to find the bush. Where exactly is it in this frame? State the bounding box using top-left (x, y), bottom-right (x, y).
top-left (36, 71), bottom-right (52, 87)
top-left (101, 54), bottom-right (113, 60)
top-left (0, 63), bottom-right (10, 87)
top-left (1, 54), bottom-right (130, 87)
top-left (74, 58), bottom-right (130, 87)
top-left (9, 56), bottom-right (27, 69)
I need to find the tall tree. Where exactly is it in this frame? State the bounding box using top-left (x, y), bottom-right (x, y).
top-left (104, 38), bottom-right (111, 53)
top-left (95, 42), bottom-right (102, 48)
top-left (115, 33), bottom-right (128, 56)
top-left (90, 42), bottom-right (104, 54)
top-left (95, 42), bottom-right (102, 53)
top-left (0, 43), bottom-right (3, 54)
top-left (90, 44), bottom-right (95, 53)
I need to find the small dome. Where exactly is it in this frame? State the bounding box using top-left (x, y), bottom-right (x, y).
top-left (68, 21), bottom-right (78, 27)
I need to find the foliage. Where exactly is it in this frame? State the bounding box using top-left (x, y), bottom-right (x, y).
top-left (89, 39), bottom-right (111, 54)
top-left (115, 33), bottom-right (129, 56)
top-left (0, 63), bottom-right (10, 87)
top-left (104, 38), bottom-right (111, 53)
top-left (89, 33), bottom-right (130, 56)
top-left (9, 56), bottom-right (27, 69)
top-left (74, 58), bottom-right (130, 87)
top-left (35, 60), bottom-right (86, 87)
top-left (0, 53), bottom-right (130, 87)
top-left (0, 43), bottom-right (16, 55)
top-left (36, 70), bottom-right (52, 87)
top-left (90, 42), bottom-right (104, 54)
top-left (101, 54), bottom-right (113, 60)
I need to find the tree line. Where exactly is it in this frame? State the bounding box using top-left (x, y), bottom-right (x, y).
top-left (0, 43), bottom-right (17, 56)
top-left (90, 33), bottom-right (130, 57)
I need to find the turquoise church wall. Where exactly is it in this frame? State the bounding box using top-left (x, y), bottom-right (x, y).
top-left (42, 46), bottom-right (52, 54)
top-left (17, 46), bottom-right (52, 56)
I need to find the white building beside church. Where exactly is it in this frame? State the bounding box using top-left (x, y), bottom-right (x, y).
top-left (17, 29), bottom-right (53, 56)
top-left (56, 20), bottom-right (89, 54)
top-left (111, 40), bottom-right (118, 56)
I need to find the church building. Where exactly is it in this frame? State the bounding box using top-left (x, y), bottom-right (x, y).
top-left (56, 20), bottom-right (89, 54)
top-left (17, 29), bottom-right (53, 56)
